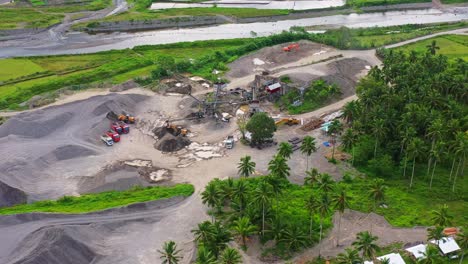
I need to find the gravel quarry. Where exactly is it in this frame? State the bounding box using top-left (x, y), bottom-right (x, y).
top-left (0, 37), bottom-right (451, 263)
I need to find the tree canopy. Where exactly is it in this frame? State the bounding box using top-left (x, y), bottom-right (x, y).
top-left (246, 112), bottom-right (276, 144)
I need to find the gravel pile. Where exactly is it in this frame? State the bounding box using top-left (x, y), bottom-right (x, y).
top-left (0, 181), bottom-right (27, 207)
top-left (154, 134), bottom-right (190, 152)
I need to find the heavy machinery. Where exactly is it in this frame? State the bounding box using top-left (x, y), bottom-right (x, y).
top-left (224, 136), bottom-right (234, 149)
top-left (106, 130), bottom-right (120, 142)
top-left (283, 43), bottom-right (300, 52)
top-left (118, 112), bottom-right (135, 124)
top-left (111, 122), bottom-right (123, 134)
top-left (164, 120), bottom-right (189, 137)
top-left (106, 111), bottom-right (136, 124)
top-left (117, 121), bottom-right (130, 134)
top-left (275, 118), bottom-right (301, 126)
top-left (101, 135), bottom-right (114, 146)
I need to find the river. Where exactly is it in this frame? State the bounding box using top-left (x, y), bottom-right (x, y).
top-left (0, 7), bottom-right (466, 58)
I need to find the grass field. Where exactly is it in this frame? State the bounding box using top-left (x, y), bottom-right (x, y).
top-left (0, 8), bottom-right (64, 30)
top-left (345, 164), bottom-right (467, 227)
top-left (394, 34), bottom-right (468, 61)
top-left (346, 0), bottom-right (431, 7)
top-left (0, 59), bottom-right (45, 82)
top-left (0, 184), bottom-right (194, 215)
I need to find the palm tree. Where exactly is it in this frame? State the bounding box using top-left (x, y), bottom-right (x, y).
top-left (202, 181), bottom-right (222, 216)
top-left (220, 177), bottom-right (235, 205)
top-left (300, 136), bottom-right (317, 170)
top-left (429, 141), bottom-right (444, 189)
top-left (219, 248), bottom-right (242, 264)
top-left (371, 118), bottom-right (387, 158)
top-left (407, 137), bottom-right (425, 188)
top-left (400, 126), bottom-right (416, 178)
top-left (280, 225), bottom-right (309, 251)
top-left (341, 128), bottom-right (358, 165)
top-left (328, 120), bottom-right (343, 160)
top-left (342, 100), bottom-right (359, 124)
top-left (237, 155), bottom-right (256, 178)
top-left (233, 179), bottom-right (249, 215)
top-left (333, 187), bottom-right (351, 246)
top-left (452, 132), bottom-right (467, 192)
top-left (426, 40), bottom-right (440, 55)
top-left (352, 231), bottom-right (380, 260)
top-left (268, 154), bottom-right (290, 179)
top-left (427, 226), bottom-right (444, 245)
top-left (336, 248), bottom-right (362, 264)
top-left (431, 204), bottom-right (453, 227)
top-left (306, 194), bottom-right (319, 240)
top-left (192, 221), bottom-right (215, 245)
top-left (232, 217), bottom-right (257, 249)
top-left (304, 168), bottom-right (320, 188)
top-left (211, 221), bottom-right (233, 257)
top-left (158, 241), bottom-right (182, 264)
top-left (456, 229), bottom-right (468, 264)
top-left (251, 180), bottom-right (272, 236)
top-left (196, 246), bottom-right (216, 264)
top-left (317, 173), bottom-right (335, 194)
top-left (278, 142), bottom-right (293, 159)
top-left (267, 216), bottom-right (286, 242)
top-left (368, 179), bottom-right (386, 213)
top-left (420, 245), bottom-right (443, 264)
top-left (426, 119), bottom-right (444, 177)
top-left (316, 194), bottom-right (331, 256)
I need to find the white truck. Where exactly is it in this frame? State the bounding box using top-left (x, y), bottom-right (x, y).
top-left (101, 135), bottom-right (114, 146)
top-left (224, 136), bottom-right (234, 149)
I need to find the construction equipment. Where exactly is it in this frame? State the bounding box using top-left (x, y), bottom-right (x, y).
top-left (224, 136), bottom-right (234, 149)
top-left (300, 118), bottom-right (325, 131)
top-left (283, 43), bottom-right (300, 52)
top-left (101, 135), bottom-right (114, 146)
top-left (118, 112), bottom-right (135, 124)
top-left (275, 118), bottom-right (301, 126)
top-left (164, 120), bottom-right (189, 137)
top-left (117, 121), bottom-right (130, 134)
top-left (111, 122), bottom-right (123, 134)
top-left (106, 130), bottom-right (120, 142)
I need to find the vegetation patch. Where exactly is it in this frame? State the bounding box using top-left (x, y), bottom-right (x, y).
top-left (0, 8), bottom-right (64, 30)
top-left (394, 34), bottom-right (468, 61)
top-left (0, 184), bottom-right (194, 215)
top-left (346, 0), bottom-right (431, 8)
top-left (280, 79), bottom-right (341, 114)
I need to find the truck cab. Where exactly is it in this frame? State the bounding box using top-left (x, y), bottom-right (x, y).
top-left (118, 121), bottom-right (130, 134)
top-left (224, 136), bottom-right (234, 149)
top-left (106, 130), bottom-right (120, 142)
top-left (111, 122), bottom-right (123, 134)
top-left (101, 135), bottom-right (114, 146)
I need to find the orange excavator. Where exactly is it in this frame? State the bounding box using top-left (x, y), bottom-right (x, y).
top-left (283, 43), bottom-right (300, 52)
top-left (275, 118), bottom-right (301, 126)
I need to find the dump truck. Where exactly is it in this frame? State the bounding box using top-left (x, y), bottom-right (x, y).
top-left (111, 122), bottom-right (123, 134)
top-left (224, 136), bottom-right (234, 149)
top-left (101, 135), bottom-right (114, 146)
top-left (275, 118), bottom-right (301, 126)
top-left (117, 121), bottom-right (130, 134)
top-left (106, 130), bottom-right (120, 142)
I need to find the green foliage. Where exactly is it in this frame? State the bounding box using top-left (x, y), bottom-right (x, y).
top-left (346, 0), bottom-right (430, 8)
top-left (395, 34), bottom-right (468, 61)
top-left (0, 8), bottom-right (64, 30)
top-left (0, 184), bottom-right (194, 214)
top-left (282, 79), bottom-right (341, 114)
top-left (246, 112), bottom-right (276, 144)
top-left (158, 241), bottom-right (182, 264)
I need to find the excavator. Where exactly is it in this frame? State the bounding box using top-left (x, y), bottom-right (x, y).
top-left (275, 118), bottom-right (301, 126)
top-left (164, 120), bottom-right (189, 137)
top-left (106, 111), bottom-right (136, 124)
top-left (283, 43), bottom-right (300, 52)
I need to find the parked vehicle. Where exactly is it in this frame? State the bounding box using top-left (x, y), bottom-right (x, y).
top-left (118, 121), bottom-right (130, 134)
top-left (101, 135), bottom-right (114, 146)
top-left (106, 130), bottom-right (120, 142)
top-left (224, 136), bottom-right (234, 149)
top-left (111, 122), bottom-right (123, 134)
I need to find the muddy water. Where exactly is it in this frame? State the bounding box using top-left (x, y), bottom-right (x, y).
top-left (0, 7), bottom-right (467, 58)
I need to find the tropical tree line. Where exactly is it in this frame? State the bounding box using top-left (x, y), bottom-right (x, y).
top-left (340, 47), bottom-right (467, 191)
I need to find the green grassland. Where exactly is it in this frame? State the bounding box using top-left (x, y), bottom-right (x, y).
top-left (0, 59), bottom-right (45, 82)
top-left (0, 8), bottom-right (64, 30)
top-left (346, 0), bottom-right (431, 7)
top-left (394, 34), bottom-right (468, 61)
top-left (0, 184), bottom-right (194, 214)
top-left (345, 164), bottom-right (467, 227)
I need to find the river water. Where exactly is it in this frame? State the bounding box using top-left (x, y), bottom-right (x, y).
top-left (0, 7), bottom-right (467, 58)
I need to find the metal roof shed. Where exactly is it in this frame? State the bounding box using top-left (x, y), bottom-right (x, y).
top-left (377, 253), bottom-right (406, 264)
top-left (405, 244), bottom-right (427, 259)
top-left (430, 237), bottom-right (461, 255)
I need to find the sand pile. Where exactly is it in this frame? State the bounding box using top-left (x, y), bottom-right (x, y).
top-left (155, 133), bottom-right (191, 152)
top-left (7, 226), bottom-right (100, 264)
top-left (0, 181), bottom-right (27, 207)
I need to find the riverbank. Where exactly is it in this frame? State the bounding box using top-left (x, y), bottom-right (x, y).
top-left (78, 2), bottom-right (434, 33)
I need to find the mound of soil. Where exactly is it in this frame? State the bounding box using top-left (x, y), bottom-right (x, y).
top-left (320, 57), bottom-right (369, 97)
top-left (0, 112), bottom-right (73, 139)
top-left (0, 181), bottom-right (27, 207)
top-left (9, 226), bottom-right (99, 264)
top-left (91, 94), bottom-right (147, 116)
top-left (154, 134), bottom-right (190, 152)
top-left (226, 40), bottom-right (331, 79)
top-left (165, 83), bottom-right (192, 94)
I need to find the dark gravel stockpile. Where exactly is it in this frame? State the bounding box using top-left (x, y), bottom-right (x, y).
top-left (0, 181), bottom-right (27, 207)
top-left (155, 134), bottom-right (190, 152)
top-left (0, 112), bottom-right (74, 139)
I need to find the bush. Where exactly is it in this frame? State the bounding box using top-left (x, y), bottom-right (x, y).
top-left (367, 154), bottom-right (397, 178)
